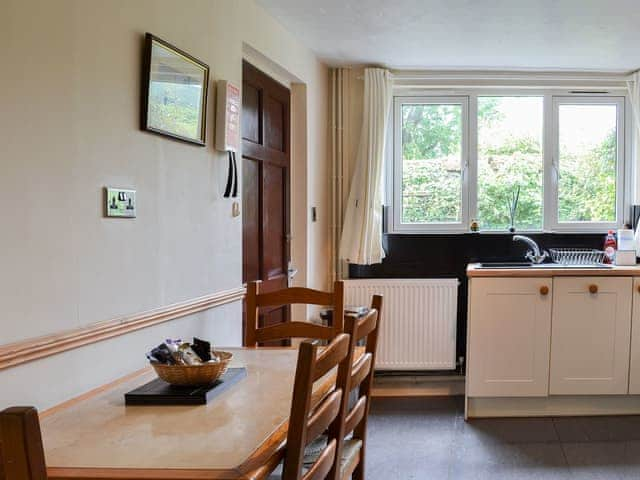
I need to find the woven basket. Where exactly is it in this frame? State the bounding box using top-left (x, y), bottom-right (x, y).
top-left (151, 351), bottom-right (233, 386)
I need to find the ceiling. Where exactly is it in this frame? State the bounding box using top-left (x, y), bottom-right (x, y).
top-left (256, 0), bottom-right (640, 72)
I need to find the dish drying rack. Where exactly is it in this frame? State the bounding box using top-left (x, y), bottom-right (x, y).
top-left (549, 248), bottom-right (606, 265)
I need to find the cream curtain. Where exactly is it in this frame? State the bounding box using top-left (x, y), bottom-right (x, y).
top-left (338, 68), bottom-right (393, 265)
top-left (628, 71), bottom-right (640, 205)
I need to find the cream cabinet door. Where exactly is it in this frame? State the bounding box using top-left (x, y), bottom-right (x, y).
top-left (550, 277), bottom-right (632, 395)
top-left (467, 277), bottom-right (552, 397)
top-left (629, 278), bottom-right (640, 394)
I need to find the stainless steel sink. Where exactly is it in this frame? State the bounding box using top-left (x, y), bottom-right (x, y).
top-left (478, 262), bottom-right (533, 268)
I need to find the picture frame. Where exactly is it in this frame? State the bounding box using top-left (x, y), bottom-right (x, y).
top-left (141, 33), bottom-right (209, 146)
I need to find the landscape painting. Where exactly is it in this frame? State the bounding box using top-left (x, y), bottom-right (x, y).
top-left (141, 33), bottom-right (209, 145)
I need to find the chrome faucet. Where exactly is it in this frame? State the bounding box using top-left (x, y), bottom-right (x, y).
top-left (513, 235), bottom-right (549, 264)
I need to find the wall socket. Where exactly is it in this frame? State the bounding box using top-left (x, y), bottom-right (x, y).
top-left (105, 187), bottom-right (136, 218)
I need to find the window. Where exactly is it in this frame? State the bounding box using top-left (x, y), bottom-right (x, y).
top-left (478, 96), bottom-right (544, 231)
top-left (391, 92), bottom-right (626, 233)
top-left (393, 97), bottom-right (469, 232)
top-left (552, 97), bottom-right (624, 230)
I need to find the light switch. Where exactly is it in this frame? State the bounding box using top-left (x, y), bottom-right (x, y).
top-left (105, 187), bottom-right (136, 218)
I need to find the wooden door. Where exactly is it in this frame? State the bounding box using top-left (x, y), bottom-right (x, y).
top-left (467, 277), bottom-right (552, 397)
top-left (242, 61), bottom-right (291, 345)
top-left (550, 277), bottom-right (632, 395)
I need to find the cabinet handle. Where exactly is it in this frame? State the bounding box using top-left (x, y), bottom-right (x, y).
top-left (637, 285), bottom-right (640, 294)
top-left (539, 286), bottom-right (549, 295)
top-left (589, 284), bottom-right (598, 294)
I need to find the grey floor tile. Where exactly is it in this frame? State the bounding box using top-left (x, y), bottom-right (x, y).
top-left (368, 411), bottom-right (458, 447)
top-left (450, 442), bottom-right (570, 480)
top-left (561, 441), bottom-right (640, 479)
top-left (366, 435), bottom-right (452, 480)
top-left (458, 417), bottom-right (560, 444)
top-left (554, 416), bottom-right (640, 443)
top-left (365, 398), bottom-right (640, 479)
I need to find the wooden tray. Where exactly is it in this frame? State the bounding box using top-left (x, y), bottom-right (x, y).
top-left (125, 367), bottom-right (247, 406)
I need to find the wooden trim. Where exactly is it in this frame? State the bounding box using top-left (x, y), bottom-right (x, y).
top-left (0, 287), bottom-right (246, 371)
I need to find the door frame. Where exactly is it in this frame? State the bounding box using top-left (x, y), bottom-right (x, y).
top-left (241, 45), bottom-right (309, 322)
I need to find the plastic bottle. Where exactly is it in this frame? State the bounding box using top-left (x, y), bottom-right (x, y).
top-left (604, 230), bottom-right (617, 264)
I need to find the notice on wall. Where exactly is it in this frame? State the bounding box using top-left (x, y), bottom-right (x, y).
top-left (216, 80), bottom-right (240, 153)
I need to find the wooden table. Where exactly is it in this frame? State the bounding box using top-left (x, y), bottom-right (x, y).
top-left (40, 348), bottom-right (334, 479)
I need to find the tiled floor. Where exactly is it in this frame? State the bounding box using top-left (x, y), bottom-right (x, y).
top-left (366, 397), bottom-right (640, 479)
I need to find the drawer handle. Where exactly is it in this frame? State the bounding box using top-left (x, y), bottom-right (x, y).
top-left (539, 286), bottom-right (549, 295)
top-left (637, 285), bottom-right (640, 294)
top-left (589, 284), bottom-right (598, 294)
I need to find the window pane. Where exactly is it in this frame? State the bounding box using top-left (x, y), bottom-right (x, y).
top-left (558, 104), bottom-right (618, 223)
top-left (478, 96), bottom-right (543, 231)
top-left (401, 102), bottom-right (463, 223)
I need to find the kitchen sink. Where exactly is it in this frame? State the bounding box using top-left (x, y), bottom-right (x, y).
top-left (478, 262), bottom-right (533, 268)
top-left (477, 262), bottom-right (612, 269)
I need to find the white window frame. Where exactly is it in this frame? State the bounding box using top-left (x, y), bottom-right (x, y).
top-left (388, 89), bottom-right (629, 234)
top-left (392, 95), bottom-right (470, 233)
top-left (549, 96), bottom-right (626, 232)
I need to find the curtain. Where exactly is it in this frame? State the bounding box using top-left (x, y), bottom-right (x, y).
top-left (338, 68), bottom-right (393, 265)
top-left (628, 71), bottom-right (640, 206)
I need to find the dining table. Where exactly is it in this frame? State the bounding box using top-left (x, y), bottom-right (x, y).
top-left (39, 346), bottom-right (358, 480)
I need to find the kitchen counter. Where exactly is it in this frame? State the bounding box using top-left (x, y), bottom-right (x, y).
top-left (467, 263), bottom-right (640, 277)
top-left (465, 263), bottom-right (640, 419)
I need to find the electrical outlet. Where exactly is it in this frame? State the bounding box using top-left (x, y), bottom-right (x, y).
top-left (105, 188), bottom-right (136, 218)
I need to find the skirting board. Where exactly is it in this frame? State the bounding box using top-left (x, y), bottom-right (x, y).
top-left (466, 395), bottom-right (640, 419)
top-left (373, 375), bottom-right (465, 397)
top-left (0, 287), bottom-right (246, 371)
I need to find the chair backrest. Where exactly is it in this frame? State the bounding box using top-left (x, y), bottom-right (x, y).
top-left (328, 295), bottom-right (382, 480)
top-left (283, 333), bottom-right (350, 480)
top-left (0, 407), bottom-right (47, 480)
top-left (245, 280), bottom-right (345, 347)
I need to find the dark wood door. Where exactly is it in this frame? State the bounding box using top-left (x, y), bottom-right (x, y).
top-left (242, 61), bottom-right (291, 345)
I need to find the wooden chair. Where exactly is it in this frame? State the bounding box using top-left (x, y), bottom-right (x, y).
top-left (0, 406), bottom-right (47, 480)
top-left (261, 333), bottom-right (350, 480)
top-left (327, 295), bottom-right (383, 480)
top-left (245, 280), bottom-right (345, 347)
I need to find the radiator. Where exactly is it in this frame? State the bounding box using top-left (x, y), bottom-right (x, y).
top-left (344, 279), bottom-right (459, 371)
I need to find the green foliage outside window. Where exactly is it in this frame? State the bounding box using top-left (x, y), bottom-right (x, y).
top-left (400, 99), bottom-right (617, 230)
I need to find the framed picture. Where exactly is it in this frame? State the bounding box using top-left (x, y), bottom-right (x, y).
top-left (141, 33), bottom-right (209, 145)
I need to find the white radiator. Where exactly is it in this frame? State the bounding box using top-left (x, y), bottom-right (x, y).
top-left (344, 279), bottom-right (459, 371)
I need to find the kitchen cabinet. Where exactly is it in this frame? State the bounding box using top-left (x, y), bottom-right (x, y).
top-left (467, 277), bottom-right (552, 397)
top-left (628, 278), bottom-right (640, 394)
top-left (549, 277), bottom-right (632, 395)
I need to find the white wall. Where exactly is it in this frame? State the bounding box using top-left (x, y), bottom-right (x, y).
top-left (0, 0), bottom-right (329, 410)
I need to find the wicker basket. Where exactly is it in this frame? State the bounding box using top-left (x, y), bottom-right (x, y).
top-left (151, 351), bottom-right (233, 386)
